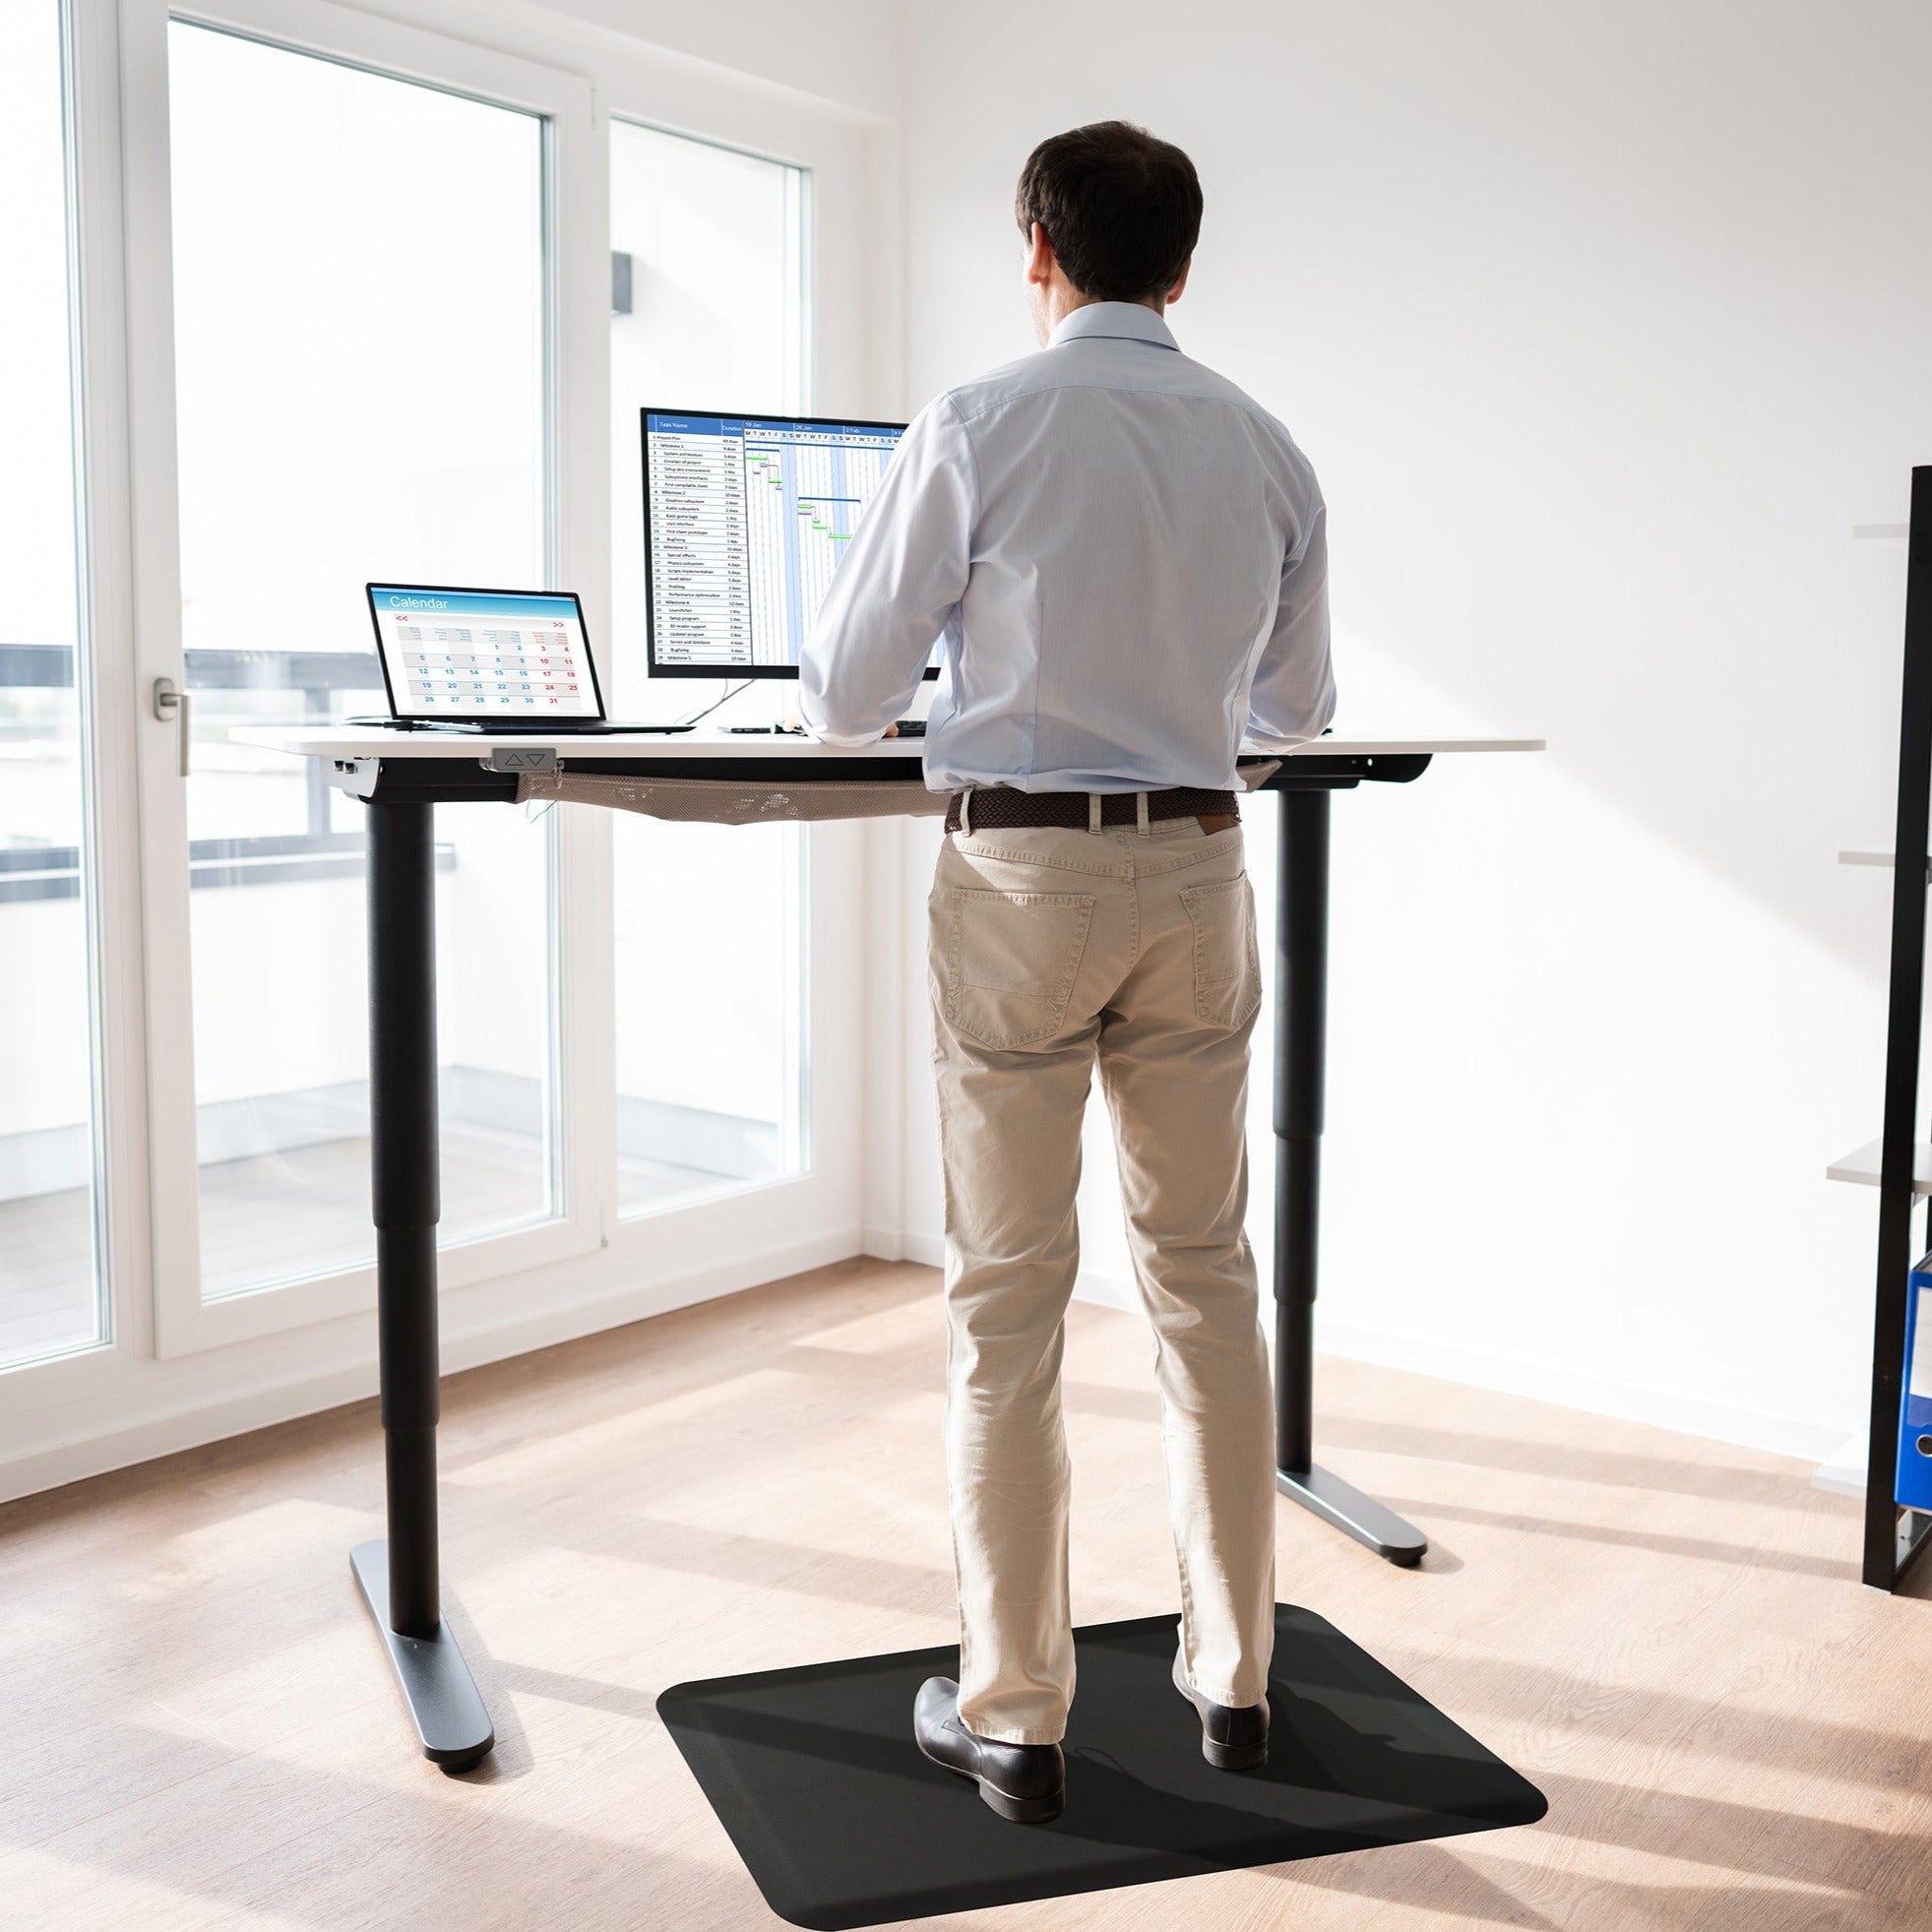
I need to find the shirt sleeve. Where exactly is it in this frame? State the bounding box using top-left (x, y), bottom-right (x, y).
top-left (796, 397), bottom-right (974, 747)
top-left (1245, 497), bottom-right (1337, 751)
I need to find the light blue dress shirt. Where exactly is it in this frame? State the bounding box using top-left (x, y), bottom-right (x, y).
top-left (797, 301), bottom-right (1335, 793)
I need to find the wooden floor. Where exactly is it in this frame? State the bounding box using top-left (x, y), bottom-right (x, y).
top-left (2, 1257), bottom-right (1928, 1931)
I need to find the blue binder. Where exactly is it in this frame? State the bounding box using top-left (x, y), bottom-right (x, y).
top-left (1898, 1252), bottom-right (1932, 1511)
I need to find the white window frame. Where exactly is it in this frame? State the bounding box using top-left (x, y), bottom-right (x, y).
top-left (1, 0), bottom-right (158, 1414)
top-left (549, 53), bottom-right (881, 1314)
top-left (0, 0), bottom-right (890, 1489)
top-left (120, 0), bottom-right (607, 1355)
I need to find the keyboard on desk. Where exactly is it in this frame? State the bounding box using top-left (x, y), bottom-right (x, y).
top-left (893, 718), bottom-right (927, 738)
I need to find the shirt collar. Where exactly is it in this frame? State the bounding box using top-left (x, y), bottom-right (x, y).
top-left (1047, 301), bottom-right (1180, 351)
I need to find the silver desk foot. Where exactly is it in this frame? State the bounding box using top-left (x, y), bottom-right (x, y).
top-left (1278, 1465), bottom-right (1428, 1567)
top-left (350, 1539), bottom-right (495, 1773)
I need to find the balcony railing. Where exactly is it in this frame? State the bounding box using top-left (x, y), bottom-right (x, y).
top-left (0, 642), bottom-right (382, 693)
top-left (0, 642), bottom-right (451, 904)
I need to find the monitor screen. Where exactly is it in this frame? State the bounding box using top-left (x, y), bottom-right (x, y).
top-left (366, 585), bottom-right (605, 720)
top-left (642, 409), bottom-right (939, 678)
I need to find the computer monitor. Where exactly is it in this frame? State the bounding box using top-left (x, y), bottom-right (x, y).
top-left (642, 409), bottom-right (940, 679)
top-left (366, 584), bottom-right (607, 721)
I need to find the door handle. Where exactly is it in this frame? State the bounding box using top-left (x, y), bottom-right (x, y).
top-left (153, 676), bottom-right (191, 778)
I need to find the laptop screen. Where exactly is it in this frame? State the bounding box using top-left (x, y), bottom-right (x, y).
top-left (366, 584), bottom-right (606, 721)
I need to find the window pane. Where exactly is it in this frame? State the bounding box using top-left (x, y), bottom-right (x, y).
top-left (609, 123), bottom-right (806, 1216)
top-left (167, 24), bottom-right (553, 1298)
top-left (0, 1), bottom-right (106, 1369)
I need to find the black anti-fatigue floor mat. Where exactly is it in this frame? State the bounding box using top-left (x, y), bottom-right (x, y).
top-left (657, 1603), bottom-right (1546, 1928)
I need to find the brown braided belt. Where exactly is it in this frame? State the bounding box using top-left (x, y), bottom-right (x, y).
top-left (943, 784), bottom-right (1240, 835)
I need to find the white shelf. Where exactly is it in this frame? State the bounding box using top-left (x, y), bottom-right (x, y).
top-left (1826, 1137), bottom-right (1932, 1196)
top-left (1839, 849), bottom-right (1932, 878)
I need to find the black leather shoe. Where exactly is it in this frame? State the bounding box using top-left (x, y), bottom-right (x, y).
top-left (914, 1677), bottom-right (1065, 1823)
top-left (1172, 1648), bottom-right (1270, 1770)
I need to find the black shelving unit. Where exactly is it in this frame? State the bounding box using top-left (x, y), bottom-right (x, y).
top-left (1864, 464), bottom-right (1932, 1592)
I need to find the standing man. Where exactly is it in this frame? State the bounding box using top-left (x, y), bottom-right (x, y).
top-left (799, 121), bottom-right (1334, 1825)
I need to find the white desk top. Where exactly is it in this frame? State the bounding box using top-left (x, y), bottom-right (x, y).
top-left (233, 725), bottom-right (1545, 762)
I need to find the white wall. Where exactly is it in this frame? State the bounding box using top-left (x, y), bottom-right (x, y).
top-left (882, 0), bottom-right (1932, 1459)
top-left (520, 0), bottom-right (900, 121)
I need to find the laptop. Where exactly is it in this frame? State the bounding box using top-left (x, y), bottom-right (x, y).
top-left (359, 583), bottom-right (692, 733)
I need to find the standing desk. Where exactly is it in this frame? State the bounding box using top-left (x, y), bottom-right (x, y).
top-left (241, 725), bottom-right (1541, 1772)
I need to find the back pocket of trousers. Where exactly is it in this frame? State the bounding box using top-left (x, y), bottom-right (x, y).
top-left (1180, 877), bottom-right (1261, 1028)
top-left (942, 889), bottom-right (1095, 1049)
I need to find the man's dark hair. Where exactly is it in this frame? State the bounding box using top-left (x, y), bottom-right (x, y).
top-left (1015, 121), bottom-right (1203, 304)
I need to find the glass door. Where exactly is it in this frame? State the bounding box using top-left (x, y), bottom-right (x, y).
top-left (2, 0), bottom-right (874, 1427)
top-left (608, 122), bottom-right (809, 1216)
top-left (124, 2), bottom-right (602, 1351)
top-left (0, 0), bottom-right (108, 1372)
top-left (164, 22), bottom-right (556, 1298)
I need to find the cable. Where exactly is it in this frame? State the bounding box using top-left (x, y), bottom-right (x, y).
top-left (674, 678), bottom-right (753, 727)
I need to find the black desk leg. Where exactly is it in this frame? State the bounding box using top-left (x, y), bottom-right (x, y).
top-left (348, 798), bottom-right (495, 1773)
top-left (1273, 787), bottom-right (1428, 1567)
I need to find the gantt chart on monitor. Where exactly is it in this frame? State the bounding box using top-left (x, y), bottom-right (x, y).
top-left (645, 413), bottom-right (922, 673)
top-left (369, 588), bottom-right (600, 717)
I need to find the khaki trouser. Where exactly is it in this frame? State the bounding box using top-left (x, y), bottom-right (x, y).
top-left (928, 811), bottom-right (1277, 1746)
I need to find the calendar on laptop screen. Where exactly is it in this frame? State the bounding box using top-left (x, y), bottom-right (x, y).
top-left (366, 585), bottom-right (603, 719)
